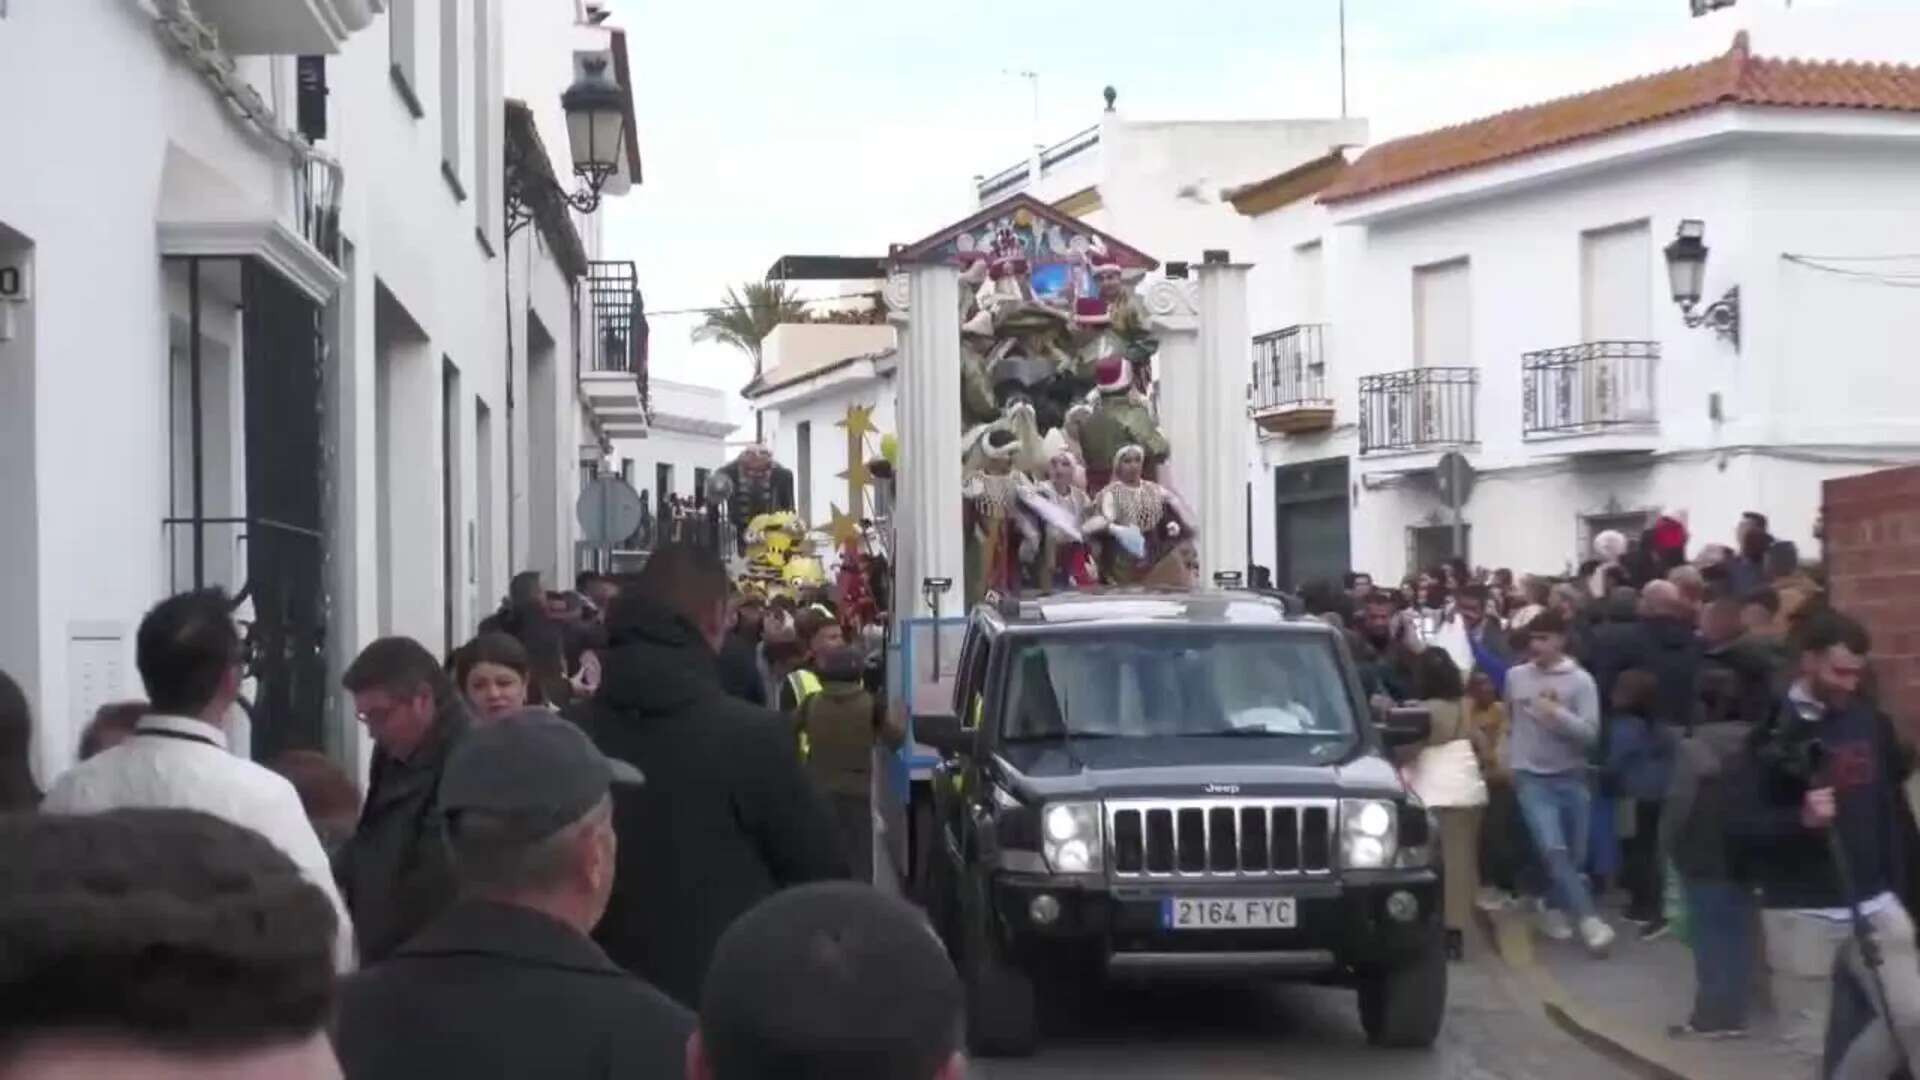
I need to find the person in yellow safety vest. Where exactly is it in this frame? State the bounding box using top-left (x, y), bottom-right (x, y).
top-left (787, 668), bottom-right (822, 759)
top-left (779, 609), bottom-right (845, 759)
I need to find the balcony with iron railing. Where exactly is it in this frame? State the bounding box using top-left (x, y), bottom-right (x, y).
top-left (579, 260), bottom-right (650, 438)
top-left (1521, 341), bottom-right (1658, 447)
top-left (1248, 324), bottom-right (1334, 435)
top-left (1357, 367), bottom-right (1478, 457)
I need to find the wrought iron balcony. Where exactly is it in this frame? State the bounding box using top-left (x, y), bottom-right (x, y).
top-left (580, 260), bottom-right (650, 437)
top-left (294, 156), bottom-right (342, 267)
top-left (1357, 367), bottom-right (1478, 456)
top-left (1521, 341), bottom-right (1658, 439)
top-left (1248, 324), bottom-right (1333, 435)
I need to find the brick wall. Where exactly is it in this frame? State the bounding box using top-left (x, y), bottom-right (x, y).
top-left (1824, 465), bottom-right (1920, 730)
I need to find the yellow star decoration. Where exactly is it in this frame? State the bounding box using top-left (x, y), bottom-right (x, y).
top-left (824, 503), bottom-right (862, 549)
top-left (836, 458), bottom-right (872, 495)
top-left (837, 402), bottom-right (877, 442)
top-left (837, 402), bottom-right (879, 517)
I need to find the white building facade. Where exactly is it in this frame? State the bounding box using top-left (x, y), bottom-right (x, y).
top-left (0, 0), bottom-right (641, 782)
top-left (749, 322), bottom-right (897, 535)
top-left (1244, 25), bottom-right (1920, 588)
top-left (613, 377), bottom-right (735, 516)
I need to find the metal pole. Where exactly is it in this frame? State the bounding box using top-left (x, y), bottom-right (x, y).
top-left (1338, 0), bottom-right (1348, 119)
top-left (928, 592), bottom-right (943, 685)
top-left (188, 257), bottom-right (206, 587)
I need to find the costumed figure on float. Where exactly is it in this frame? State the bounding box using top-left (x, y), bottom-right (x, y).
top-left (1077, 355), bottom-right (1167, 493)
top-left (1027, 449), bottom-right (1097, 589)
top-left (962, 428), bottom-right (1039, 607)
top-left (1087, 444), bottom-right (1195, 586)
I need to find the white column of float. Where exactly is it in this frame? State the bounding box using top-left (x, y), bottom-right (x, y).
top-left (887, 263), bottom-right (965, 633)
top-left (1195, 260), bottom-right (1253, 580)
top-left (1143, 273), bottom-right (1203, 555)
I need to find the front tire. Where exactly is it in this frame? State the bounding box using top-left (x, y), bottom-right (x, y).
top-left (1357, 932), bottom-right (1448, 1049)
top-left (963, 903), bottom-right (1039, 1057)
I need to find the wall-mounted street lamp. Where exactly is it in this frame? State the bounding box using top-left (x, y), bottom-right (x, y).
top-left (506, 54), bottom-right (627, 235)
top-left (1663, 218), bottom-right (1740, 350)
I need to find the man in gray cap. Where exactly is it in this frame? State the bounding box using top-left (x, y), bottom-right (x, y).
top-left (332, 708), bottom-right (692, 1079)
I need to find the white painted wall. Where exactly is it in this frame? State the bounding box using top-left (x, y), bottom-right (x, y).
top-left (0, 0), bottom-right (601, 782)
top-left (1246, 107), bottom-right (1920, 584)
top-left (981, 112), bottom-right (1368, 269)
top-left (611, 378), bottom-right (734, 511)
top-left (763, 373), bottom-right (899, 548)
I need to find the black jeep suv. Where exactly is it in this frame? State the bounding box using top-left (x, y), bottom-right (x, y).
top-left (917, 589), bottom-right (1444, 1057)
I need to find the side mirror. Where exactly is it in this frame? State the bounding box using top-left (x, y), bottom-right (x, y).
top-left (918, 714), bottom-right (974, 758)
top-left (1376, 705), bottom-right (1432, 749)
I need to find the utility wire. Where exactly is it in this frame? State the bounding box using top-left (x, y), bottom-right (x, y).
top-left (1782, 254), bottom-right (1920, 288)
top-left (642, 289), bottom-right (887, 318)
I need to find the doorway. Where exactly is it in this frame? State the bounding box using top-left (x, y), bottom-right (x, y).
top-left (165, 256), bottom-right (329, 761)
top-left (1272, 458), bottom-right (1350, 591)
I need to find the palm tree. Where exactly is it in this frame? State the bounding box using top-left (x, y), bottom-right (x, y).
top-left (690, 281), bottom-right (808, 379)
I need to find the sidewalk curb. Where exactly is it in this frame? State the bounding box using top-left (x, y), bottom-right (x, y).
top-left (1479, 908), bottom-right (1738, 1080)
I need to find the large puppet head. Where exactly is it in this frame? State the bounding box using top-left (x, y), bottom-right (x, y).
top-left (740, 444), bottom-right (774, 476)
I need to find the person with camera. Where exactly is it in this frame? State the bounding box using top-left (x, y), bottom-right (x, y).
top-left (1729, 609), bottom-right (1920, 1077)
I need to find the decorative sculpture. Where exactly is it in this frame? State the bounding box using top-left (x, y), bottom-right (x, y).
top-left (888, 193), bottom-right (1178, 601)
top-left (708, 444), bottom-right (795, 539)
top-left (1078, 356), bottom-right (1168, 493)
top-left (962, 429), bottom-right (1040, 607)
top-left (1028, 450), bottom-right (1097, 589)
top-left (1088, 444), bottom-right (1194, 586)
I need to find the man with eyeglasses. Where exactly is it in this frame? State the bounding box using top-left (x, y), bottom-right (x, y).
top-left (335, 636), bottom-right (474, 964)
top-left (42, 588), bottom-right (356, 972)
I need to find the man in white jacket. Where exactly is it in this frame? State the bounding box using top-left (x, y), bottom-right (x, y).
top-left (43, 589), bottom-right (355, 972)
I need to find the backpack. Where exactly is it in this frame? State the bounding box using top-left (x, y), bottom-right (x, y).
top-left (797, 685), bottom-right (877, 798)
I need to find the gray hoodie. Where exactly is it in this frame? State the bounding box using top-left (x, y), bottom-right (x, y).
top-left (1503, 657), bottom-right (1600, 777)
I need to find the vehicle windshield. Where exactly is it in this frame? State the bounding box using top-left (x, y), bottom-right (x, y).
top-left (1000, 629), bottom-right (1356, 741)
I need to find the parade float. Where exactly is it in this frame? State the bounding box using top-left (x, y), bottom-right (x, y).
top-left (878, 191), bottom-right (1252, 709)
top-left (887, 196), bottom-right (1204, 612)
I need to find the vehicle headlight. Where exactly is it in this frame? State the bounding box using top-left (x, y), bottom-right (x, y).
top-left (1042, 802), bottom-right (1103, 874)
top-left (1341, 798), bottom-right (1398, 870)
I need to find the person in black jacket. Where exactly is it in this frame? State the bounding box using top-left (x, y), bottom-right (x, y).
top-left (337, 637), bottom-right (473, 965)
top-left (716, 590), bottom-right (768, 707)
top-left (571, 542), bottom-right (847, 1006)
top-left (1700, 595), bottom-right (1789, 729)
top-left (334, 710), bottom-right (690, 1079)
top-left (1587, 580), bottom-right (1703, 732)
top-left (1728, 610), bottom-right (1920, 1075)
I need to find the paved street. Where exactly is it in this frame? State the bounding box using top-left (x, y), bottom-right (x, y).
top-left (973, 957), bottom-right (1631, 1080)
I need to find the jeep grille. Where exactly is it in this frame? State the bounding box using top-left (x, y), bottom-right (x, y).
top-left (1107, 799), bottom-right (1336, 878)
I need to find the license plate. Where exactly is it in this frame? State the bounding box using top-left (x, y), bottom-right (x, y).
top-left (1162, 897), bottom-right (1297, 930)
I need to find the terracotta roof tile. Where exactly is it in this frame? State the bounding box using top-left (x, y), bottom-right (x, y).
top-left (1322, 32), bottom-right (1920, 204)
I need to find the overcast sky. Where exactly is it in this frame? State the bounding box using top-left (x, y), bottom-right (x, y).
top-left (597, 0), bottom-right (1912, 429)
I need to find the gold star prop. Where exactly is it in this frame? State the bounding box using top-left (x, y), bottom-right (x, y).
top-left (837, 402), bottom-right (879, 516)
top-left (837, 402), bottom-right (877, 442)
top-left (824, 503), bottom-right (862, 549)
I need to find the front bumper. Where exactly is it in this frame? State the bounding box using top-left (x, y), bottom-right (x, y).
top-left (989, 869), bottom-right (1440, 978)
